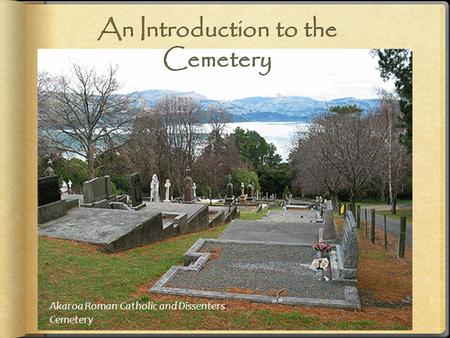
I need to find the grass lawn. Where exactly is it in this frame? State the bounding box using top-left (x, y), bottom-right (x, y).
top-left (357, 199), bottom-right (412, 206)
top-left (239, 208), bottom-right (269, 220)
top-left (39, 214), bottom-right (411, 331)
top-left (377, 209), bottom-right (412, 223)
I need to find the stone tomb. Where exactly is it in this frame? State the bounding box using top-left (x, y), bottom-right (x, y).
top-left (38, 176), bottom-right (67, 224)
top-left (82, 176), bottom-right (116, 207)
top-left (136, 202), bottom-right (209, 234)
top-left (39, 208), bottom-right (163, 252)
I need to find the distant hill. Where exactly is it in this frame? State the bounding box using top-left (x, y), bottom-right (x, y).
top-left (133, 89), bottom-right (380, 123)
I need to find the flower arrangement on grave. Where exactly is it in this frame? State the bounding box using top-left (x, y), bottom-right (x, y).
top-left (312, 242), bottom-right (332, 253)
top-left (310, 257), bottom-right (329, 270)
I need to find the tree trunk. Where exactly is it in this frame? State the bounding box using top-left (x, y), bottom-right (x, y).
top-left (349, 190), bottom-right (356, 215)
top-left (387, 111), bottom-right (395, 212)
top-left (391, 190), bottom-right (397, 214)
top-left (87, 142), bottom-right (95, 179)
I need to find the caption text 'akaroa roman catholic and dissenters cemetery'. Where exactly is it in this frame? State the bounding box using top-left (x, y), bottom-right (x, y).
top-left (37, 49), bottom-right (412, 330)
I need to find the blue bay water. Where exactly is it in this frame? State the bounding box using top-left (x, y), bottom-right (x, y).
top-left (203, 122), bottom-right (310, 161)
top-left (53, 122), bottom-right (309, 162)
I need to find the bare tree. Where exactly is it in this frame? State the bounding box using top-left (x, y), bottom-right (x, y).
top-left (38, 71), bottom-right (57, 164)
top-left (377, 91), bottom-right (412, 214)
top-left (154, 96), bottom-right (202, 195)
top-left (290, 132), bottom-right (342, 206)
top-left (115, 109), bottom-right (168, 192)
top-left (307, 105), bottom-right (389, 210)
top-left (39, 63), bottom-right (135, 178)
top-left (194, 105), bottom-right (231, 195)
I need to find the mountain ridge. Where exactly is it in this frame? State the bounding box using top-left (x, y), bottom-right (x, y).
top-left (133, 89), bottom-right (380, 123)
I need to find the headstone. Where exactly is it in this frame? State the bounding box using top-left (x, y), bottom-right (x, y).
top-left (67, 180), bottom-right (72, 194)
top-left (150, 174), bottom-right (160, 202)
top-left (130, 172), bottom-right (144, 208)
top-left (105, 175), bottom-right (112, 196)
top-left (239, 195), bottom-right (246, 204)
top-left (246, 182), bottom-right (253, 198)
top-left (38, 176), bottom-right (61, 206)
top-left (82, 176), bottom-right (115, 204)
top-left (61, 180), bottom-right (68, 194)
top-left (322, 210), bottom-right (338, 241)
top-left (38, 175), bottom-right (67, 223)
top-left (164, 179), bottom-right (171, 202)
top-left (192, 182), bottom-right (197, 199)
top-left (44, 166), bottom-right (55, 177)
top-left (225, 175), bottom-right (233, 202)
top-left (183, 168), bottom-right (194, 203)
top-left (240, 182), bottom-right (245, 196)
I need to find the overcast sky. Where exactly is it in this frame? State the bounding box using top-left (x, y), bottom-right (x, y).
top-left (38, 49), bottom-right (395, 101)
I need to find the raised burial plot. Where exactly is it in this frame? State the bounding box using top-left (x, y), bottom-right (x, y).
top-left (137, 202), bottom-right (209, 234)
top-left (39, 207), bottom-right (162, 252)
top-left (151, 239), bottom-right (360, 309)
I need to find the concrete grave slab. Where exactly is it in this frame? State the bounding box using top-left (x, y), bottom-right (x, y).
top-left (38, 207), bottom-right (163, 252)
top-left (219, 219), bottom-right (322, 244)
top-left (264, 210), bottom-right (318, 223)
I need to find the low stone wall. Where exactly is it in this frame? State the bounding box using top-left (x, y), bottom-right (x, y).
top-left (180, 204), bottom-right (209, 234)
top-left (64, 198), bottom-right (80, 210)
top-left (104, 213), bottom-right (164, 252)
top-left (224, 206), bottom-right (238, 223)
top-left (38, 200), bottom-right (67, 224)
top-left (208, 210), bottom-right (225, 228)
top-left (334, 210), bottom-right (359, 281)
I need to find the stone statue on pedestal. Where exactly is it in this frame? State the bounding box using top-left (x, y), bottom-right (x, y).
top-left (183, 168), bottom-right (194, 203)
top-left (150, 174), bottom-right (159, 202)
top-left (164, 179), bottom-right (171, 202)
top-left (225, 175), bottom-right (233, 203)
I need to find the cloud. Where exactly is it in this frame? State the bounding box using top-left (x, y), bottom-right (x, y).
top-left (38, 49), bottom-right (396, 100)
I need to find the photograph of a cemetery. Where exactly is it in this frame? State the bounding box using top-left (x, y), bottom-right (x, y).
top-left (37, 49), bottom-right (412, 330)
